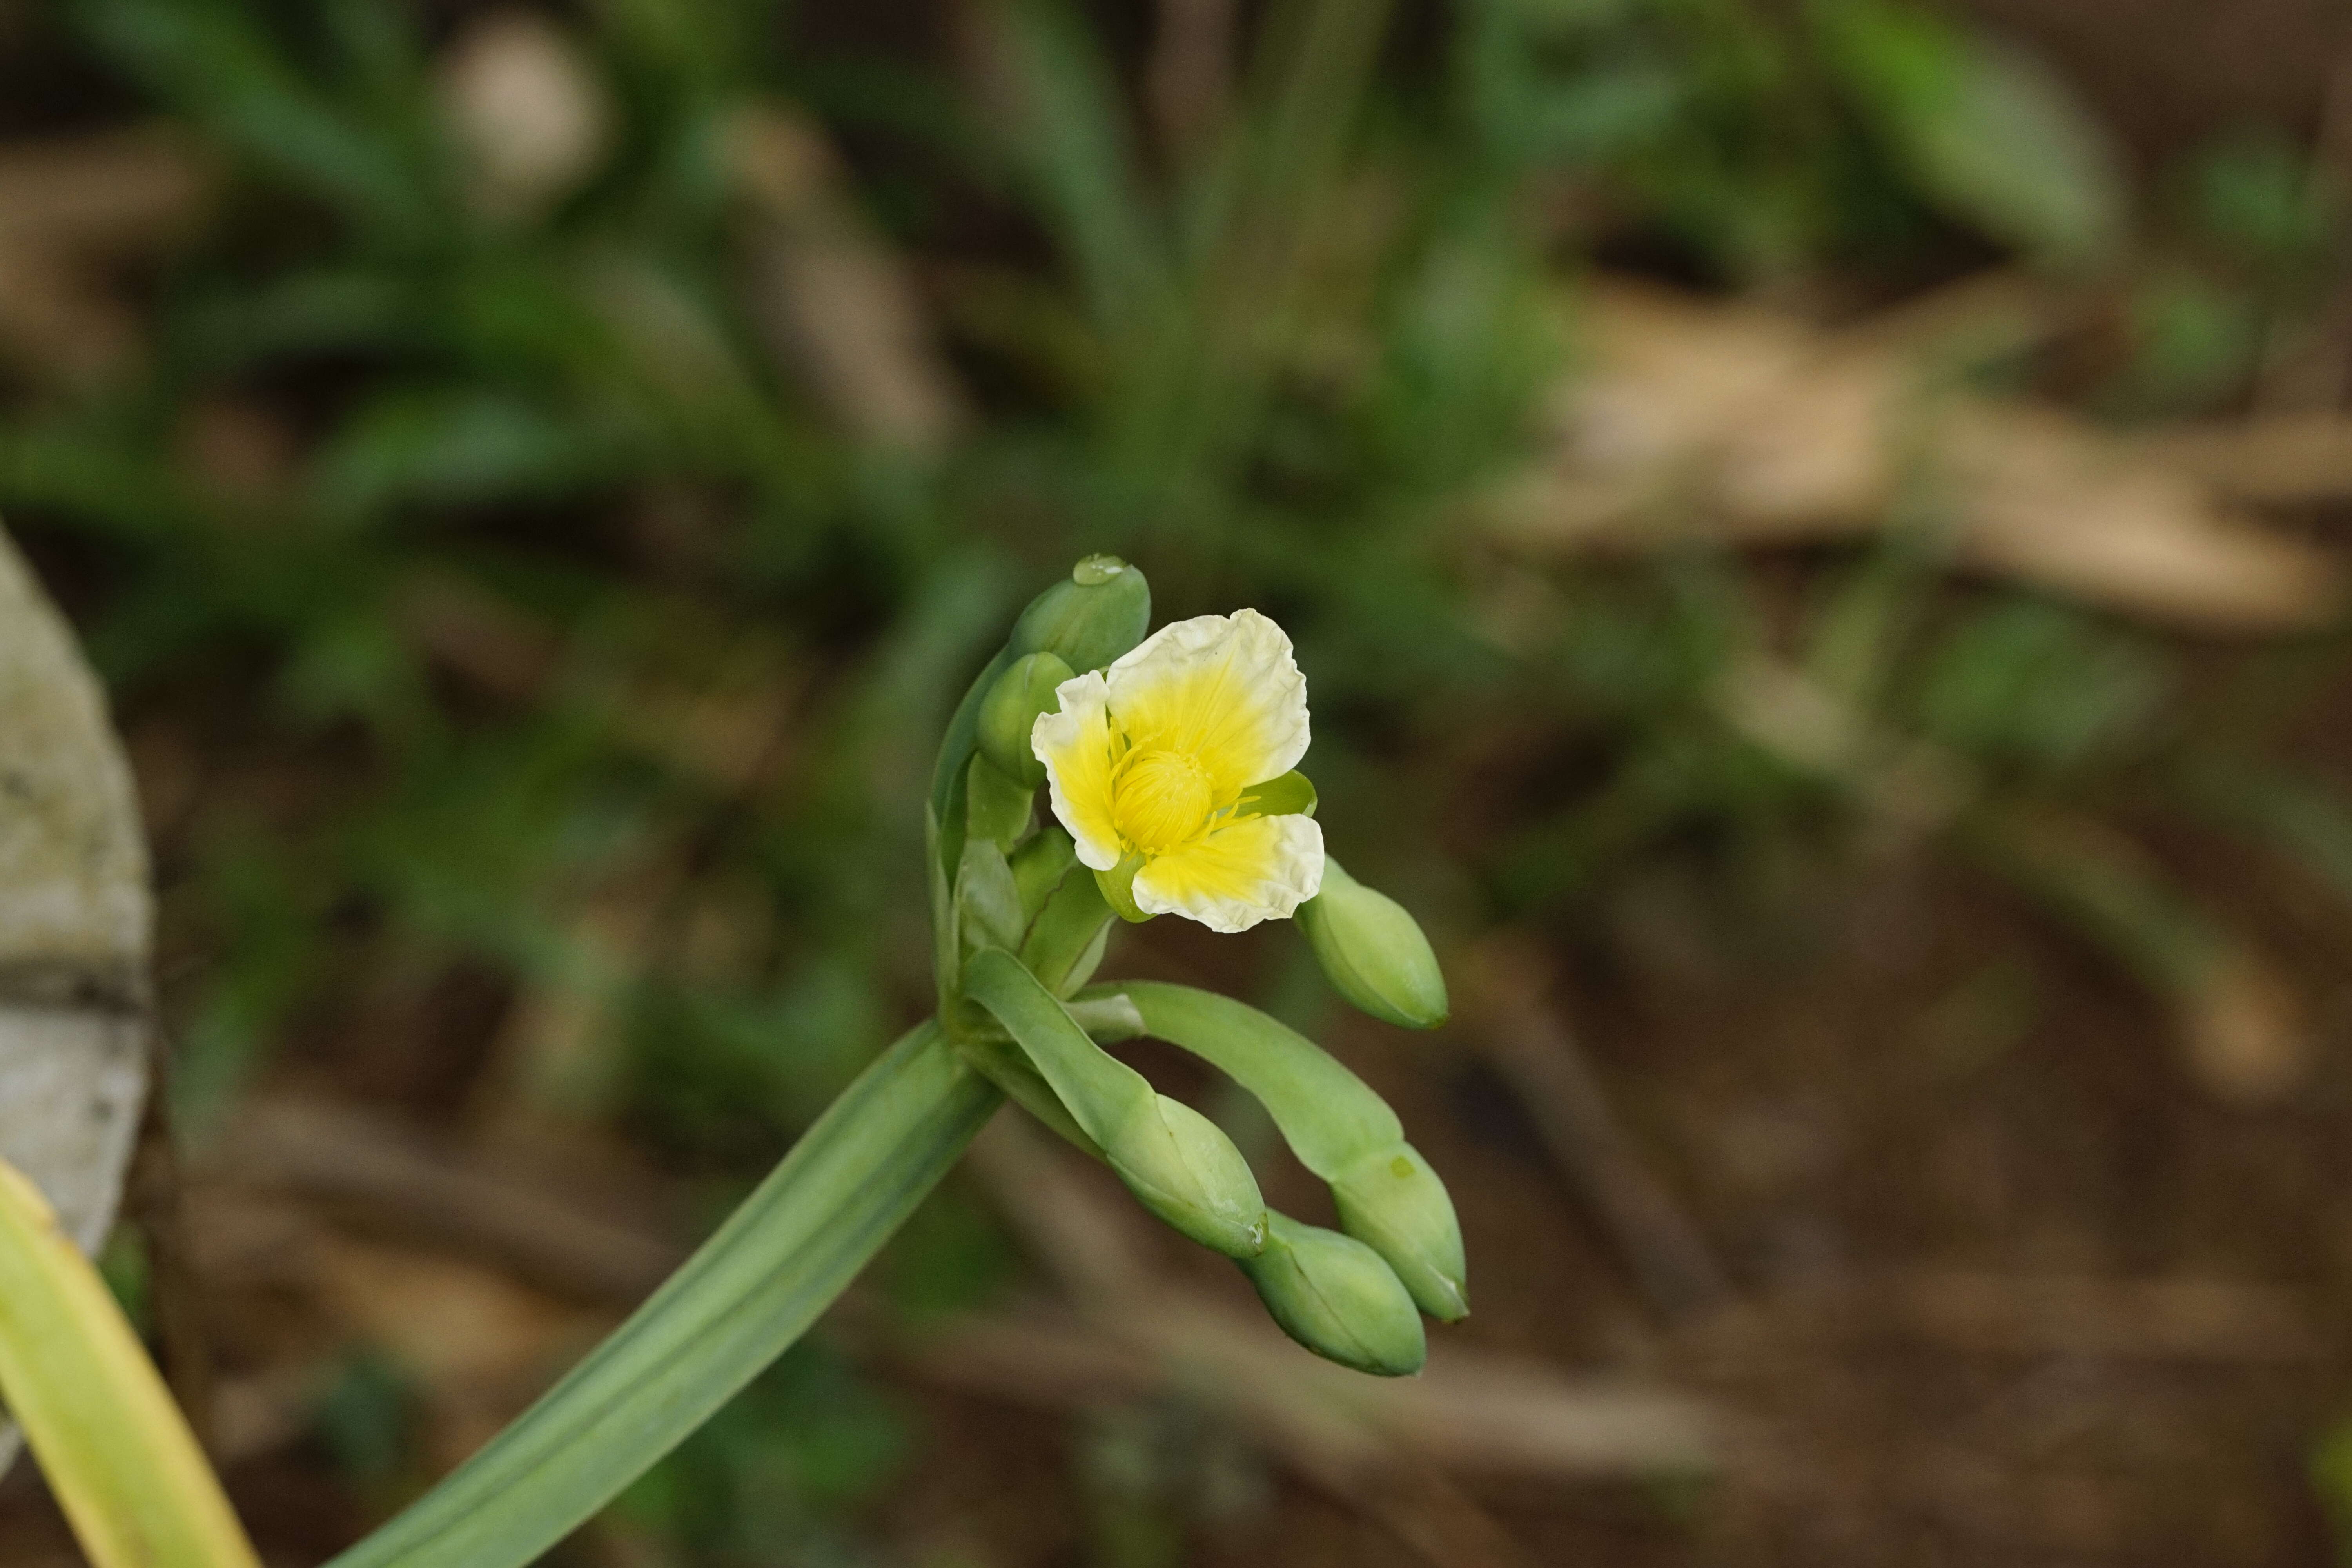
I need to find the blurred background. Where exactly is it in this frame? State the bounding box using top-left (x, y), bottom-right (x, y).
top-left (5, 0), bottom-right (2352, 1561)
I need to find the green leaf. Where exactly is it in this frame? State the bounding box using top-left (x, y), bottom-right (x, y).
top-left (930, 649), bottom-right (1016, 890)
top-left (1913, 601), bottom-right (2167, 773)
top-left (74, 0), bottom-right (438, 236)
top-left (1009, 825), bottom-right (1079, 921)
top-left (963, 951), bottom-right (1151, 1145)
top-left (309, 390), bottom-right (615, 526)
top-left (926, 805), bottom-right (959, 1010)
top-left (982, 3), bottom-right (1168, 339)
top-left (1020, 866), bottom-right (1114, 996)
top-left (324, 1022), bottom-right (998, 1568)
top-left (964, 755), bottom-right (1036, 851)
top-left (1815, 0), bottom-right (2128, 266)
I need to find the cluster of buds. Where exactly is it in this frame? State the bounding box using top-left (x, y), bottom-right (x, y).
top-left (929, 555), bottom-right (1464, 1374)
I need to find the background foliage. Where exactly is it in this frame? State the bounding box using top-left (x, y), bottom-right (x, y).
top-left (6, 0), bottom-right (2352, 1562)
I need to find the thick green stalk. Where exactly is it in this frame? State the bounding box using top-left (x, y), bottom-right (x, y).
top-left (931, 650), bottom-right (1016, 891)
top-left (326, 1021), bottom-right (998, 1568)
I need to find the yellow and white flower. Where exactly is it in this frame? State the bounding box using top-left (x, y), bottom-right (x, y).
top-left (1032, 609), bottom-right (1324, 933)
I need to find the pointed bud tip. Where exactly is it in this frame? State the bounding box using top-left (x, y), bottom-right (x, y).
top-left (1299, 858), bottom-right (1449, 1030)
top-left (1242, 1215), bottom-right (1426, 1377)
top-left (1332, 1143), bottom-right (1469, 1322)
top-left (1108, 1094), bottom-right (1267, 1259)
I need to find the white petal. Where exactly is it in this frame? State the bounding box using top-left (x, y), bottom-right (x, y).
top-left (1032, 670), bottom-right (1125, 870)
top-left (1133, 813), bottom-right (1325, 933)
top-left (1103, 609), bottom-right (1309, 802)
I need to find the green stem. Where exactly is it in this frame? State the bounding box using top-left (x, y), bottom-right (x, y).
top-left (325, 1020), bottom-right (999, 1568)
top-left (1108, 980), bottom-right (1398, 1175)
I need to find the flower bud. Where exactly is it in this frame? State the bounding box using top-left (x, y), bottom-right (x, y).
top-left (1331, 1143), bottom-right (1468, 1321)
top-left (1240, 1214), bottom-right (1426, 1376)
top-left (1296, 857), bottom-right (1448, 1029)
top-left (979, 652), bottom-right (1073, 788)
top-left (1011, 555), bottom-right (1151, 674)
top-left (1104, 1094), bottom-right (1267, 1259)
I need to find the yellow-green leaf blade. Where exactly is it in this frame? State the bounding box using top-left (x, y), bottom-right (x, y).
top-left (0, 1157), bottom-right (261, 1568)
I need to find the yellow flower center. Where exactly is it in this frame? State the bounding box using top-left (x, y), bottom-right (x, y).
top-left (1111, 746), bottom-right (1215, 854)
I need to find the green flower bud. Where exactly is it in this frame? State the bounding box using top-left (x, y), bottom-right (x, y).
top-left (1240, 1214), bottom-right (1426, 1377)
top-left (1330, 1143), bottom-right (1469, 1321)
top-left (979, 652), bottom-right (1073, 788)
top-left (1011, 555), bottom-right (1151, 674)
top-left (1297, 857), bottom-right (1448, 1029)
top-left (1104, 1094), bottom-right (1268, 1259)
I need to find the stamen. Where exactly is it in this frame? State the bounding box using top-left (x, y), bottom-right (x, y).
top-left (1111, 748), bottom-right (1214, 853)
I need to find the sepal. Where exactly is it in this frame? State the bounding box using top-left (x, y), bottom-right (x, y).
top-left (1236, 769), bottom-right (1317, 820)
top-left (1095, 855), bottom-right (1152, 923)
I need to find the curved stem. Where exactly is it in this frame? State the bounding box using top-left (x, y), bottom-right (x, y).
top-left (1105, 980), bottom-right (1399, 1175)
top-left (327, 1020), bottom-right (999, 1568)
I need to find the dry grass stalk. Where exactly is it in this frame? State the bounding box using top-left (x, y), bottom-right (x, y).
top-left (1486, 278), bottom-right (2346, 632)
top-left (1453, 937), bottom-right (1733, 1323)
top-left (0, 127), bottom-right (212, 384)
top-left (217, 1096), bottom-right (686, 1303)
top-left (728, 105), bottom-right (971, 456)
top-left (1704, 650), bottom-right (2314, 1105)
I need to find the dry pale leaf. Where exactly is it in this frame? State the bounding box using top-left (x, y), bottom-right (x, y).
top-left (727, 103), bottom-right (971, 456)
top-left (1488, 279), bottom-right (2345, 632)
top-left (0, 127), bottom-right (211, 383)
